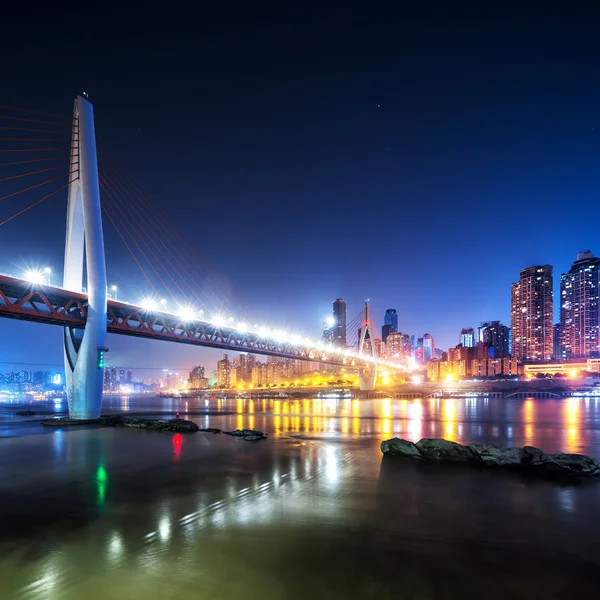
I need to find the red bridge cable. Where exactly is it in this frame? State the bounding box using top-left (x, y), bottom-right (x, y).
top-left (99, 173), bottom-right (217, 313)
top-left (0, 148), bottom-right (72, 153)
top-left (0, 177), bottom-right (78, 227)
top-left (99, 183), bottom-right (182, 304)
top-left (97, 143), bottom-right (256, 320)
top-left (0, 170), bottom-right (78, 203)
top-left (99, 196), bottom-right (162, 299)
top-left (98, 152), bottom-right (252, 321)
top-left (0, 156), bottom-right (74, 167)
top-left (99, 170), bottom-right (216, 315)
top-left (99, 166), bottom-right (232, 317)
top-left (102, 163), bottom-right (248, 320)
top-left (0, 126), bottom-right (77, 135)
top-left (99, 185), bottom-right (168, 299)
top-left (0, 105), bottom-right (73, 120)
top-left (0, 165), bottom-right (68, 184)
top-left (99, 176), bottom-right (199, 309)
top-left (0, 115), bottom-right (73, 127)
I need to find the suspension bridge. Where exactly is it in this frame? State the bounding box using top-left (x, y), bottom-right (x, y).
top-left (0, 96), bottom-right (394, 419)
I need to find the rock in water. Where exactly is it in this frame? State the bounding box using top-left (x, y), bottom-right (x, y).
top-left (469, 444), bottom-right (524, 466)
top-left (538, 453), bottom-right (600, 477)
top-left (380, 438), bottom-right (422, 459)
top-left (522, 446), bottom-right (544, 465)
top-left (381, 437), bottom-right (600, 479)
top-left (198, 427), bottom-right (221, 434)
top-left (223, 429), bottom-right (267, 440)
top-left (100, 415), bottom-right (199, 432)
top-left (416, 438), bottom-right (476, 462)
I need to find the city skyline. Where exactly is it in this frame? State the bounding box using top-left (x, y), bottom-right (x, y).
top-left (2, 6), bottom-right (600, 371)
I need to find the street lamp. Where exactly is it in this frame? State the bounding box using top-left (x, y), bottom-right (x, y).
top-left (111, 285), bottom-right (117, 301)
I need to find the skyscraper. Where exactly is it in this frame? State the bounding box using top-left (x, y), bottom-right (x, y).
top-left (333, 298), bottom-right (347, 347)
top-left (511, 265), bottom-right (554, 361)
top-left (560, 251), bottom-right (600, 359)
top-left (217, 354), bottom-right (231, 388)
top-left (423, 333), bottom-right (434, 361)
top-left (478, 321), bottom-right (510, 358)
top-left (459, 328), bottom-right (475, 347)
top-left (382, 308), bottom-right (398, 343)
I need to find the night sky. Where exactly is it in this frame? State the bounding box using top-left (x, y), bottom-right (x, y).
top-left (1, 3), bottom-right (600, 373)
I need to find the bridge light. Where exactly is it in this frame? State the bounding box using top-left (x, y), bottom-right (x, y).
top-left (235, 322), bottom-right (248, 333)
top-left (211, 315), bottom-right (225, 327)
top-left (24, 269), bottom-right (44, 285)
top-left (257, 326), bottom-right (269, 338)
top-left (140, 297), bottom-right (157, 312)
top-left (97, 346), bottom-right (108, 369)
top-left (289, 334), bottom-right (302, 346)
top-left (179, 307), bottom-right (196, 322)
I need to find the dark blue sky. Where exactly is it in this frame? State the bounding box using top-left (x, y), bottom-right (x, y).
top-left (1, 3), bottom-right (600, 372)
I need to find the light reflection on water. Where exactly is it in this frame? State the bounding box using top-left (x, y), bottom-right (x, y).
top-left (3, 394), bottom-right (600, 456)
top-left (0, 396), bottom-right (599, 598)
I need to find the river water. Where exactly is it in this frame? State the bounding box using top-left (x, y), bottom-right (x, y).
top-left (1, 394), bottom-right (600, 599)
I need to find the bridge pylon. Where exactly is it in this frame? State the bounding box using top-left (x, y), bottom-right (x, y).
top-left (357, 300), bottom-right (377, 391)
top-left (63, 96), bottom-right (107, 419)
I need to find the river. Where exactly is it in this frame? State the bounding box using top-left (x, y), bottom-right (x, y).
top-left (1, 394), bottom-right (599, 598)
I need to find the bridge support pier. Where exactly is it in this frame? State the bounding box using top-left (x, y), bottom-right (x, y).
top-left (63, 96), bottom-right (107, 420)
top-left (357, 300), bottom-right (377, 391)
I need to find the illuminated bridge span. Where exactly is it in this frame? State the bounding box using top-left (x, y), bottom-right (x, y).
top-left (0, 273), bottom-right (370, 367)
top-left (0, 96), bottom-right (394, 418)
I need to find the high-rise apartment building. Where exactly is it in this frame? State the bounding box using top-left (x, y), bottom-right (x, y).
top-left (423, 333), bottom-right (434, 361)
top-left (386, 332), bottom-right (403, 358)
top-left (189, 365), bottom-right (209, 389)
top-left (478, 321), bottom-right (510, 358)
top-left (560, 251), bottom-right (600, 359)
top-left (333, 298), bottom-right (347, 347)
top-left (217, 354), bottom-right (231, 388)
top-left (459, 328), bottom-right (475, 347)
top-left (511, 265), bottom-right (554, 361)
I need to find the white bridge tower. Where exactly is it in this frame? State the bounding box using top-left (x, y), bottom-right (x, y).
top-left (63, 96), bottom-right (107, 419)
top-left (357, 300), bottom-right (377, 391)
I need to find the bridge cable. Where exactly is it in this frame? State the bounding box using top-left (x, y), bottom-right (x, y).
top-left (99, 171), bottom-right (221, 317)
top-left (97, 142), bottom-right (257, 321)
top-left (98, 163), bottom-right (242, 318)
top-left (98, 156), bottom-right (251, 321)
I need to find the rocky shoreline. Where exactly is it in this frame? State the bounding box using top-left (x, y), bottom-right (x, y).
top-left (381, 437), bottom-right (600, 478)
top-left (99, 415), bottom-right (267, 440)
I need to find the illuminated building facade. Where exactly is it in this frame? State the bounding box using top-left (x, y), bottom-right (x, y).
top-left (511, 265), bottom-right (554, 361)
top-left (217, 354), bottom-right (231, 388)
top-left (382, 308), bottom-right (398, 343)
top-left (459, 328), bottom-right (475, 347)
top-left (423, 333), bottom-right (434, 361)
top-left (560, 251), bottom-right (600, 359)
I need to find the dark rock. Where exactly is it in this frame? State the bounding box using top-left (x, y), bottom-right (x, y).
top-left (380, 438), bottom-right (422, 459)
top-left (469, 444), bottom-right (524, 466)
top-left (100, 415), bottom-right (199, 432)
top-left (381, 437), bottom-right (600, 479)
top-left (224, 429), bottom-right (266, 438)
top-left (242, 434), bottom-right (267, 441)
top-left (416, 438), bottom-right (477, 462)
top-left (198, 427), bottom-right (221, 434)
top-left (522, 446), bottom-right (544, 465)
top-left (537, 453), bottom-right (600, 477)
top-left (15, 410), bottom-right (36, 416)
